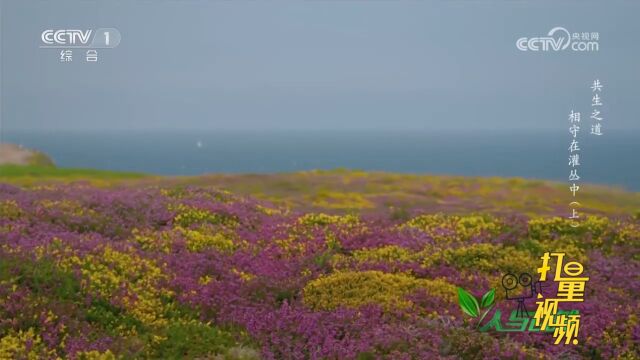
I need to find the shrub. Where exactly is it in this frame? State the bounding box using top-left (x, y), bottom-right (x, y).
top-left (302, 270), bottom-right (455, 311)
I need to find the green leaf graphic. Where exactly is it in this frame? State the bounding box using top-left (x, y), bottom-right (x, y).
top-left (457, 287), bottom-right (480, 317)
top-left (480, 288), bottom-right (495, 309)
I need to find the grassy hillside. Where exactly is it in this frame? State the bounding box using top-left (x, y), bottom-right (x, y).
top-left (2, 166), bottom-right (639, 217)
top-left (0, 165), bottom-right (150, 186)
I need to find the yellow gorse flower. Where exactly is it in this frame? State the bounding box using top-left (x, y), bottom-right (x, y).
top-left (0, 328), bottom-right (52, 359)
top-left (171, 204), bottom-right (237, 228)
top-left (401, 213), bottom-right (502, 243)
top-left (302, 270), bottom-right (456, 311)
top-left (60, 246), bottom-right (173, 328)
top-left (178, 226), bottom-right (237, 253)
top-left (75, 349), bottom-right (117, 360)
top-left (0, 200), bottom-right (22, 220)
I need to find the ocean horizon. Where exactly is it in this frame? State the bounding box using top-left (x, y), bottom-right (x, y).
top-left (2, 129), bottom-right (638, 191)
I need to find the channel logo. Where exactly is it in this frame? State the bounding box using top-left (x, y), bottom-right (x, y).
top-left (41, 30), bottom-right (92, 45)
top-left (516, 27), bottom-right (599, 52)
top-left (40, 28), bottom-right (121, 48)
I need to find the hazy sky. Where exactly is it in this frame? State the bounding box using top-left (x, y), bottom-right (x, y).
top-left (1, 0), bottom-right (639, 131)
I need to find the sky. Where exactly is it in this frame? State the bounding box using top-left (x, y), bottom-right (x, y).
top-left (1, 0), bottom-right (639, 131)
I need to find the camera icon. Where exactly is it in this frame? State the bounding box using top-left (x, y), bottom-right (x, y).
top-left (501, 272), bottom-right (546, 318)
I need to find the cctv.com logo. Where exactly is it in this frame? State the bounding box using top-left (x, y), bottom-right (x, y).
top-left (516, 27), bottom-right (599, 52)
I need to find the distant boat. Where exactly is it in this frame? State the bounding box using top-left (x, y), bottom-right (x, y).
top-left (196, 140), bottom-right (203, 149)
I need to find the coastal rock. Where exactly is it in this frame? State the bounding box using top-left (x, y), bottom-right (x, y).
top-left (0, 143), bottom-right (55, 166)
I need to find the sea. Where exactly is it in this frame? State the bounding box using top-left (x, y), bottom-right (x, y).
top-left (2, 129), bottom-right (638, 191)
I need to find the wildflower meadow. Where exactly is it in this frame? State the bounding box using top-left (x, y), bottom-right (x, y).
top-left (0, 170), bottom-right (638, 359)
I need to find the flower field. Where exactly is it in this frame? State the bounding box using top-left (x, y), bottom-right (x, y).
top-left (0, 171), bottom-right (638, 359)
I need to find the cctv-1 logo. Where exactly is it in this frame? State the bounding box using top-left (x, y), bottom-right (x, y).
top-left (42, 29), bottom-right (92, 46)
top-left (40, 28), bottom-right (121, 48)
